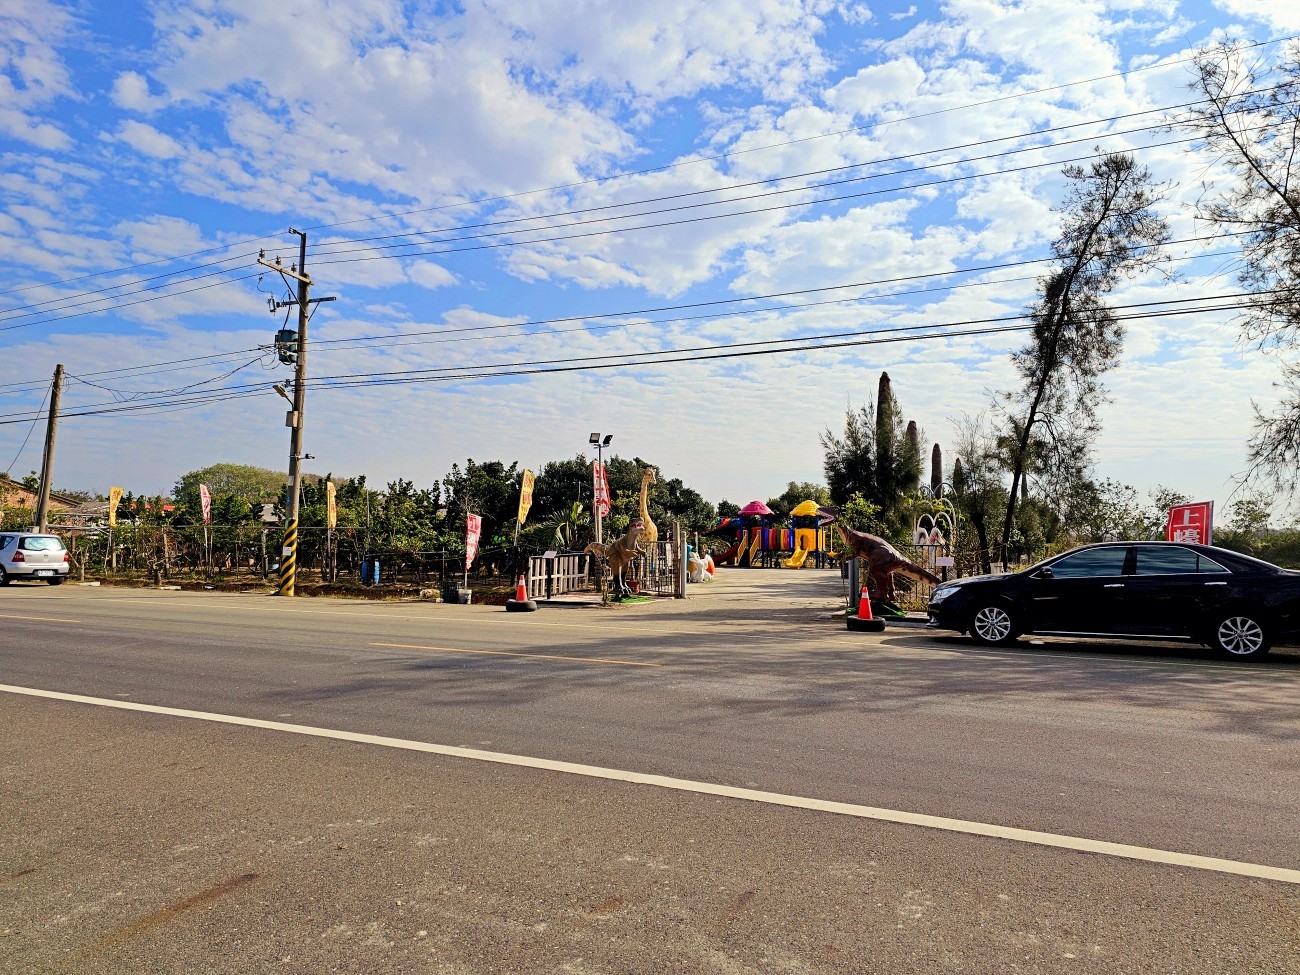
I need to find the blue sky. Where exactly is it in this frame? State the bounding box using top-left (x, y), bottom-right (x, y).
top-left (2, 0), bottom-right (1297, 515)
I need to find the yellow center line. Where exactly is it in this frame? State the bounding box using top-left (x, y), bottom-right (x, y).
top-left (0, 612), bottom-right (81, 624)
top-left (370, 642), bottom-right (661, 668)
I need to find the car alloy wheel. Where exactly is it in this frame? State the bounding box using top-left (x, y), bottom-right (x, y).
top-left (1214, 615), bottom-right (1268, 658)
top-left (0, 567), bottom-right (9, 586)
top-left (971, 604), bottom-right (1015, 645)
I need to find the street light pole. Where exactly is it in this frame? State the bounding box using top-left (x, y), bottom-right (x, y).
top-left (588, 432), bottom-right (612, 544)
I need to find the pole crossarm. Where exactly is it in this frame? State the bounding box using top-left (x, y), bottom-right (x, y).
top-left (257, 256), bottom-right (312, 285)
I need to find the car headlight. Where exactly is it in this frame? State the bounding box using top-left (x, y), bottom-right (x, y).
top-left (930, 586), bottom-right (958, 604)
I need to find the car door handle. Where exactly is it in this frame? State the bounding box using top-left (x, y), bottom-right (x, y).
top-left (1204, 581), bottom-right (1228, 586)
top-left (1103, 583), bottom-right (1124, 588)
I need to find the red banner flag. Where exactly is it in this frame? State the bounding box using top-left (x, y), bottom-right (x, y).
top-left (592, 461), bottom-right (611, 516)
top-left (465, 513), bottom-right (482, 571)
top-left (199, 484), bottom-right (212, 525)
top-left (1166, 501), bottom-right (1213, 545)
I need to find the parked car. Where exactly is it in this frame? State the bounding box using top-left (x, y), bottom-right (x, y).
top-left (926, 541), bottom-right (1300, 660)
top-left (0, 532), bottom-right (70, 586)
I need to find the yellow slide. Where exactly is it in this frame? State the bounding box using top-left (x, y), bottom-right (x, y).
top-left (782, 546), bottom-right (810, 569)
top-left (746, 532), bottom-right (762, 564)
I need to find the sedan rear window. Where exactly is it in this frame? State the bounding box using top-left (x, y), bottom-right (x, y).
top-left (19, 536), bottom-right (64, 552)
top-left (1134, 547), bottom-right (1228, 575)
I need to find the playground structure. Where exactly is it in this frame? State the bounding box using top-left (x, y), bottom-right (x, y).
top-left (710, 499), bottom-right (837, 569)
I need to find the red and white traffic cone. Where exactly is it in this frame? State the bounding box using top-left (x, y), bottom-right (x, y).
top-left (506, 573), bottom-right (537, 613)
top-left (847, 583), bottom-right (885, 632)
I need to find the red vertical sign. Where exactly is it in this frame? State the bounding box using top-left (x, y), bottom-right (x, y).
top-left (592, 462), bottom-right (611, 516)
top-left (199, 484), bottom-right (212, 524)
top-left (1166, 501), bottom-right (1213, 545)
top-left (465, 513), bottom-right (482, 571)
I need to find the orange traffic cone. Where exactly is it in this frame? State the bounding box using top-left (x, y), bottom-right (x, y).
top-left (857, 585), bottom-right (873, 620)
top-left (847, 583), bottom-right (885, 632)
top-left (506, 573), bottom-right (537, 613)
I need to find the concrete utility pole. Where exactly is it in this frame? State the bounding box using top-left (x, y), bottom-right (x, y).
top-left (34, 363), bottom-right (63, 533)
top-left (259, 231), bottom-right (312, 596)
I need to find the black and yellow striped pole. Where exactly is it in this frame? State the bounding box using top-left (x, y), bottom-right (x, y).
top-left (278, 518), bottom-right (298, 596)
top-left (258, 229), bottom-right (312, 598)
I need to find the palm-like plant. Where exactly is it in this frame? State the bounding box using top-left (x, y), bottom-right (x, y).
top-left (544, 502), bottom-right (591, 549)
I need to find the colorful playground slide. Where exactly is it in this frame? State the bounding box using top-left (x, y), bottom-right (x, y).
top-left (782, 546), bottom-right (810, 569)
top-left (714, 539), bottom-right (742, 566)
top-left (746, 531), bottom-right (762, 564)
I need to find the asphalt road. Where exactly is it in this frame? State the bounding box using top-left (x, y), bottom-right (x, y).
top-left (2, 574), bottom-right (1298, 973)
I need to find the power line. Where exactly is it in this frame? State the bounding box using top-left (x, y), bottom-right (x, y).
top-left (0, 230), bottom-right (1256, 398)
top-left (304, 89), bottom-right (1290, 258)
top-left (296, 34), bottom-right (1296, 236)
top-left (3, 33), bottom-right (1292, 306)
top-left (0, 290), bottom-right (1274, 425)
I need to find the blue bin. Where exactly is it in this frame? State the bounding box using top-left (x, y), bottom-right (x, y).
top-left (361, 557), bottom-right (380, 586)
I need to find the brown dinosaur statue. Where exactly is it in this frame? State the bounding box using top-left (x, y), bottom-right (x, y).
top-left (584, 520), bottom-right (645, 598)
top-left (833, 523), bottom-right (941, 601)
top-left (638, 467), bottom-right (658, 544)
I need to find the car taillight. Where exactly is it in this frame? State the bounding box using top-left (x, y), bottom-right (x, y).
top-left (12, 551), bottom-right (24, 562)
top-left (63, 551), bottom-right (70, 563)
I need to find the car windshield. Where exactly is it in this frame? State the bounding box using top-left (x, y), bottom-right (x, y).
top-left (20, 536), bottom-right (64, 551)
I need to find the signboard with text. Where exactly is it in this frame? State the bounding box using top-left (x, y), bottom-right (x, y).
top-left (592, 462), bottom-right (610, 516)
top-left (517, 469), bottom-right (534, 525)
top-left (465, 513), bottom-right (482, 571)
top-left (1166, 501), bottom-right (1213, 545)
top-left (108, 486), bottom-right (124, 528)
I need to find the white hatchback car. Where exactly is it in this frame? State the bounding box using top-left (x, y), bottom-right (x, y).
top-left (0, 532), bottom-right (70, 585)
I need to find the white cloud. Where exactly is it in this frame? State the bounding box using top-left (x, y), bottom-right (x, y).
top-left (109, 71), bottom-right (168, 112)
top-left (111, 120), bottom-right (185, 160)
top-left (0, 0), bottom-right (76, 150)
top-left (1212, 0), bottom-right (1300, 31)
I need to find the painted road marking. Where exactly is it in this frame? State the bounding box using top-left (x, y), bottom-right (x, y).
top-left (3, 683), bottom-right (1297, 886)
top-left (370, 642), bottom-right (660, 668)
top-left (73, 594), bottom-right (686, 635)
top-left (0, 612), bottom-right (81, 624)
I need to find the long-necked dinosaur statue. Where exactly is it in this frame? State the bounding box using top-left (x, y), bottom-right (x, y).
top-left (584, 520), bottom-right (645, 598)
top-left (638, 467), bottom-right (658, 544)
top-left (833, 522), bottom-right (941, 601)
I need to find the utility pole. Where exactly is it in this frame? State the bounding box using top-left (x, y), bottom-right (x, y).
top-left (34, 363), bottom-right (63, 533)
top-left (259, 231), bottom-right (312, 596)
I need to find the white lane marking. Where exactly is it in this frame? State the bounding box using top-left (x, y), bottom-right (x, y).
top-left (3, 682), bottom-right (1297, 886)
top-left (0, 612), bottom-right (81, 623)
top-left (64, 594), bottom-right (688, 634)
top-left (369, 642), bottom-right (660, 668)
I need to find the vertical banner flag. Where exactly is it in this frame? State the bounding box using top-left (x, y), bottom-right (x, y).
top-left (108, 486), bottom-right (124, 528)
top-left (326, 481), bottom-right (337, 530)
top-left (1166, 501), bottom-right (1214, 544)
top-left (592, 461), bottom-right (611, 516)
top-left (465, 513), bottom-right (482, 571)
top-left (199, 484), bottom-right (212, 524)
top-left (517, 470), bottom-right (534, 525)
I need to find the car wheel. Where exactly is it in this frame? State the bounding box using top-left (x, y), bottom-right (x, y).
top-left (0, 567), bottom-right (9, 586)
top-left (1208, 612), bottom-right (1270, 660)
top-left (47, 577), bottom-right (65, 586)
top-left (969, 602), bottom-right (1019, 646)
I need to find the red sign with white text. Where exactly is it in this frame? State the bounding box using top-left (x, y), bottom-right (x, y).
top-left (592, 462), bottom-right (611, 516)
top-left (465, 513), bottom-right (482, 571)
top-left (1166, 501), bottom-right (1213, 545)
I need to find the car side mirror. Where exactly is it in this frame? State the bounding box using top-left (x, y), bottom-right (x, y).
top-left (1038, 566), bottom-right (1053, 579)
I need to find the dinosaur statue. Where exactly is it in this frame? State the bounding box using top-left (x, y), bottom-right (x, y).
top-left (638, 467), bottom-right (658, 545)
top-left (833, 523), bottom-right (941, 602)
top-left (584, 520), bottom-right (645, 598)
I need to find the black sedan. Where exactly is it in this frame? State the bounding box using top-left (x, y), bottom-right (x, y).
top-left (926, 541), bottom-right (1300, 659)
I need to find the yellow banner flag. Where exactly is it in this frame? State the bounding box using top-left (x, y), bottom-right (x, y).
top-left (517, 470), bottom-right (534, 525)
top-left (108, 486), bottom-right (124, 528)
top-left (326, 481), bottom-right (337, 530)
